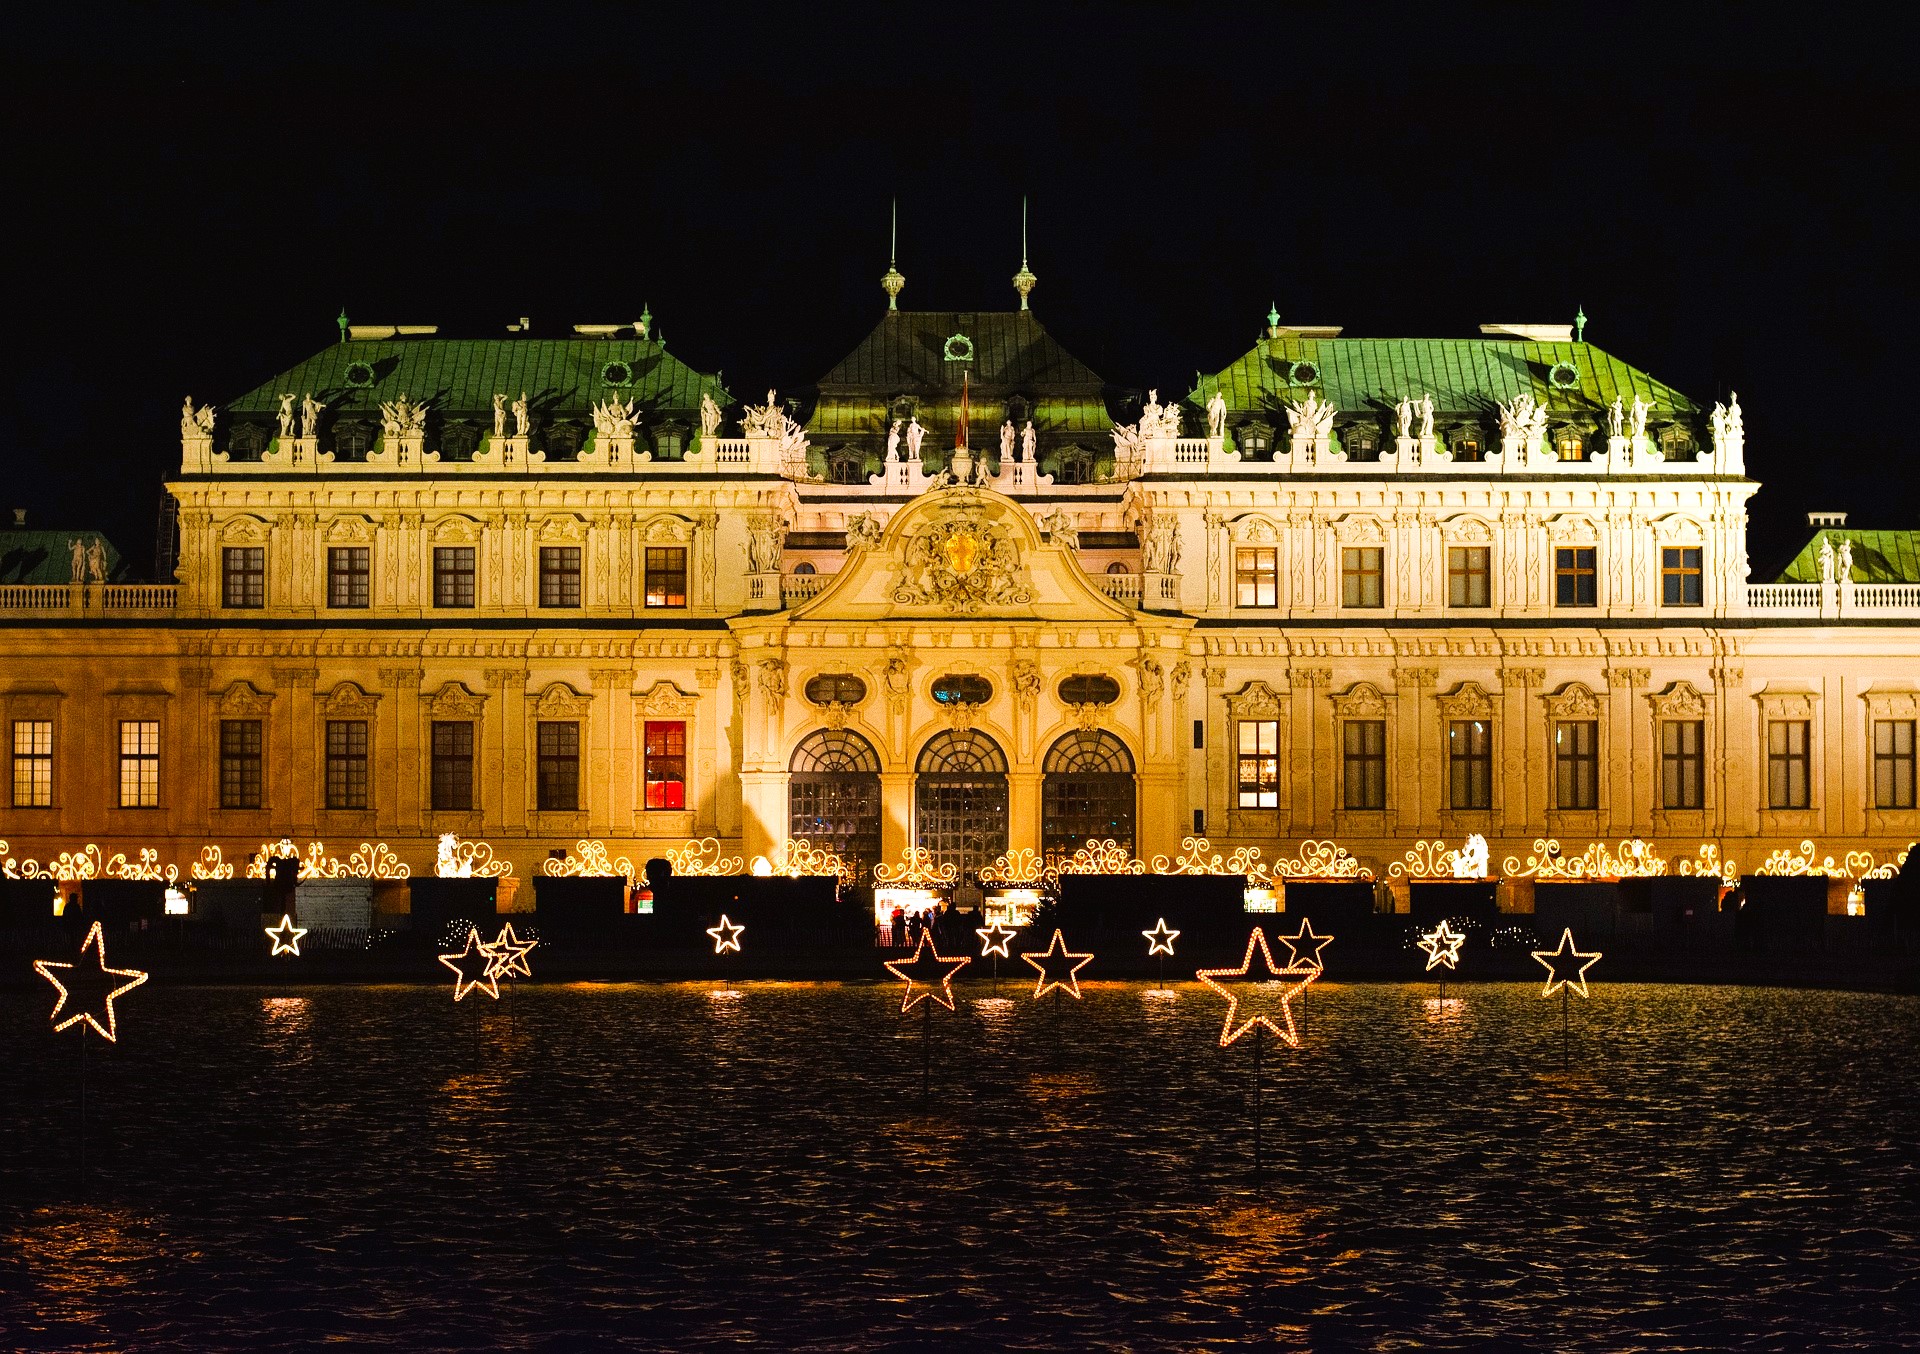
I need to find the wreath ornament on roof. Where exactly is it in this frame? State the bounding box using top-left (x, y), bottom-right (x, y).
top-left (343, 361), bottom-right (377, 388)
top-left (1547, 361), bottom-right (1579, 390)
top-left (600, 359), bottom-right (635, 388)
top-left (1285, 359), bottom-right (1320, 387)
top-left (942, 333), bottom-right (976, 363)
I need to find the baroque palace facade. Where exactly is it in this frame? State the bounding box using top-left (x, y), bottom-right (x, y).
top-left (2, 277), bottom-right (1917, 889)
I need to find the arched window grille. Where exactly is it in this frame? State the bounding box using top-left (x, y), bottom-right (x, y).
top-left (914, 730), bottom-right (1009, 881)
top-left (789, 729), bottom-right (882, 879)
top-left (1041, 729), bottom-right (1136, 863)
top-left (930, 674), bottom-right (992, 706)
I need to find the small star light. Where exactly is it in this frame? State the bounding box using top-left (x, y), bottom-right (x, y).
top-left (1021, 929), bottom-right (1095, 1000)
top-left (1532, 928), bottom-right (1603, 999)
top-left (438, 926), bottom-right (501, 1002)
top-left (485, 922), bottom-right (537, 980)
top-left (34, 921), bottom-right (149, 1042)
top-left (265, 914), bottom-right (308, 957)
top-left (1142, 918), bottom-right (1180, 956)
top-left (1195, 928), bottom-right (1319, 1048)
top-left (706, 914), bottom-right (745, 955)
top-left (884, 933), bottom-right (972, 1012)
top-left (1417, 919), bottom-right (1466, 972)
top-left (976, 919), bottom-right (1018, 958)
top-left (1278, 918), bottom-right (1334, 972)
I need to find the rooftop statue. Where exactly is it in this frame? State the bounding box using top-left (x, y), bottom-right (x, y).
top-left (1000, 420), bottom-right (1015, 463)
top-left (1839, 538), bottom-right (1853, 581)
top-left (181, 397), bottom-right (214, 438)
top-left (885, 418), bottom-right (902, 462)
top-left (1206, 389), bottom-right (1227, 439)
top-left (86, 538), bottom-right (107, 584)
top-left (1819, 536), bottom-right (1836, 585)
top-left (700, 391), bottom-right (722, 439)
top-left (277, 392), bottom-right (296, 439)
top-left (1021, 421), bottom-right (1037, 462)
top-left (905, 417), bottom-right (926, 461)
top-left (493, 393), bottom-right (507, 438)
top-left (1629, 394), bottom-right (1651, 443)
top-left (512, 393), bottom-right (530, 438)
top-left (67, 538), bottom-right (86, 584)
top-left (300, 393), bottom-right (325, 439)
top-left (1417, 393), bottom-right (1435, 441)
top-left (1395, 396), bottom-right (1412, 439)
top-left (1286, 392), bottom-right (1337, 442)
top-left (1607, 397), bottom-right (1625, 440)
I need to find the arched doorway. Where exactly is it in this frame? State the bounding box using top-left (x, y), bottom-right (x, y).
top-left (789, 730), bottom-right (883, 880)
top-left (1042, 729), bottom-right (1136, 865)
top-left (915, 729), bottom-right (1009, 882)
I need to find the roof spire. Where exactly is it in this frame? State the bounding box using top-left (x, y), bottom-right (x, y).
top-left (1574, 304), bottom-right (1587, 342)
top-left (1012, 196), bottom-right (1037, 310)
top-left (337, 307), bottom-right (349, 343)
top-left (881, 199), bottom-right (905, 312)
top-left (1266, 302), bottom-right (1281, 339)
top-left (637, 303), bottom-right (652, 339)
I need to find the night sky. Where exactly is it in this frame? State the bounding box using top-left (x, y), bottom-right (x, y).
top-left (7, 6), bottom-right (1912, 578)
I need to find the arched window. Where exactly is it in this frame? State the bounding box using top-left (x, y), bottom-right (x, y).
top-left (1057, 674), bottom-right (1120, 706)
top-left (1554, 425), bottom-right (1588, 462)
top-left (915, 730), bottom-right (1009, 881)
top-left (440, 421), bottom-right (479, 461)
top-left (790, 730), bottom-right (882, 880)
top-left (803, 673), bottom-right (866, 706)
top-left (1041, 729), bottom-right (1136, 864)
top-left (793, 561), bottom-right (816, 576)
top-left (228, 423), bottom-right (268, 460)
top-left (331, 421), bottom-right (373, 460)
top-left (931, 674), bottom-right (992, 705)
top-left (1105, 561), bottom-right (1128, 575)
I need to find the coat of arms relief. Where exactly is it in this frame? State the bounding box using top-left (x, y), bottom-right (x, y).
top-left (890, 499), bottom-right (1032, 613)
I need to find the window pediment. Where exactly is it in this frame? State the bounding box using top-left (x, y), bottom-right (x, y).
top-left (217, 679), bottom-right (274, 716)
top-left (1439, 514), bottom-right (1494, 544)
top-left (1542, 681), bottom-right (1601, 719)
top-left (1332, 513), bottom-right (1387, 545)
top-left (425, 681), bottom-right (487, 719)
top-left (1547, 513), bottom-right (1599, 544)
top-left (1232, 512), bottom-right (1280, 544)
top-left (538, 514), bottom-right (588, 544)
top-left (430, 514), bottom-right (483, 545)
top-left (1329, 681), bottom-right (1387, 719)
top-left (1435, 680), bottom-right (1496, 719)
top-left (532, 682), bottom-right (593, 719)
top-left (635, 680), bottom-right (698, 717)
top-left (1753, 684), bottom-right (1817, 720)
top-left (1859, 687), bottom-right (1920, 719)
top-left (1652, 513), bottom-right (1705, 544)
top-left (219, 515), bottom-right (271, 545)
top-left (1225, 680), bottom-right (1285, 720)
top-left (640, 513), bottom-right (695, 544)
top-left (320, 681), bottom-right (380, 717)
top-left (324, 515), bottom-right (377, 545)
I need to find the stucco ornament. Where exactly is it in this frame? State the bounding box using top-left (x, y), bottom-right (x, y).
top-left (890, 507), bottom-right (1031, 613)
top-left (746, 512), bottom-right (788, 573)
top-left (1037, 507), bottom-right (1078, 550)
top-left (845, 512), bottom-right (885, 550)
top-left (757, 657), bottom-right (788, 705)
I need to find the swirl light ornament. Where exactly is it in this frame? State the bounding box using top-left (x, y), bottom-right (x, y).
top-left (873, 847), bottom-right (958, 888)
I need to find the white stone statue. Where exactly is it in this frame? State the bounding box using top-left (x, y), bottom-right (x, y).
top-left (181, 397), bottom-right (206, 439)
top-left (1710, 401), bottom-right (1729, 450)
top-left (905, 417), bottom-right (926, 461)
top-left (700, 391), bottom-right (722, 439)
top-left (1144, 519), bottom-right (1181, 573)
top-left (512, 393), bottom-right (530, 438)
top-left (592, 395), bottom-right (639, 440)
top-left (300, 393), bottom-right (325, 439)
top-left (1110, 420), bottom-right (1144, 472)
top-left (746, 513), bottom-right (786, 573)
top-left (1726, 391), bottom-right (1743, 438)
top-left (195, 402), bottom-right (215, 434)
top-left (1206, 389), bottom-right (1227, 439)
top-left (493, 393), bottom-right (507, 438)
top-left (67, 538), bottom-right (86, 583)
top-left (85, 538), bottom-right (107, 584)
top-left (1285, 392), bottom-right (1337, 441)
top-left (1607, 397), bottom-right (1625, 439)
top-left (885, 419), bottom-right (901, 462)
top-left (1838, 538), bottom-right (1853, 581)
top-left (277, 393), bottom-right (296, 439)
top-left (1038, 507), bottom-right (1078, 550)
top-left (1395, 396), bottom-right (1412, 439)
top-left (1417, 394), bottom-right (1435, 441)
top-left (1450, 833), bottom-right (1490, 880)
top-left (845, 512), bottom-right (884, 549)
top-left (1000, 420), bottom-right (1015, 462)
top-left (379, 401), bottom-right (401, 443)
top-left (1021, 421), bottom-right (1037, 462)
top-left (1819, 536), bottom-right (1836, 584)
top-left (437, 833), bottom-right (468, 878)
top-left (1629, 394), bottom-right (1650, 443)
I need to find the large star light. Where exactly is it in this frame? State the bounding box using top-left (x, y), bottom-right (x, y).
top-left (1417, 919), bottom-right (1466, 971)
top-left (265, 914), bottom-right (308, 957)
top-left (485, 922), bottom-right (537, 980)
top-left (1142, 918), bottom-right (1180, 956)
top-left (1195, 928), bottom-right (1319, 1048)
top-left (1531, 928), bottom-right (1602, 998)
top-left (976, 919), bottom-right (1019, 959)
top-left (706, 914), bottom-right (745, 955)
top-left (1277, 918), bottom-right (1334, 971)
top-left (34, 921), bottom-right (149, 1042)
top-left (439, 926), bottom-right (502, 1002)
top-left (1021, 929), bottom-right (1094, 1000)
top-left (884, 933), bottom-right (972, 1012)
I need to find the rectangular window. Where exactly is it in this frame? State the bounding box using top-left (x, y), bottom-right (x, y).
top-left (223, 546), bottom-right (265, 608)
top-left (1555, 547), bottom-right (1597, 607)
top-left (1553, 720), bottom-right (1598, 810)
top-left (1873, 719), bottom-right (1915, 810)
top-left (1662, 719), bottom-right (1704, 810)
top-left (1236, 719), bottom-right (1279, 809)
top-left (433, 546), bottom-right (476, 608)
top-left (11, 719), bottom-right (53, 807)
top-left (537, 721), bottom-right (580, 812)
top-left (1447, 720), bottom-right (1491, 810)
top-left (1342, 719), bottom-right (1386, 810)
top-left (1235, 546), bottom-right (1278, 608)
top-left (325, 719), bottom-right (369, 810)
top-left (430, 721), bottom-right (474, 812)
top-left (1661, 546), bottom-right (1703, 606)
top-left (119, 720), bottom-right (160, 808)
top-left (1341, 547), bottom-right (1384, 608)
top-left (645, 547), bottom-right (687, 609)
top-left (1447, 546), bottom-right (1490, 608)
top-left (219, 719), bottom-right (263, 809)
top-left (539, 546), bottom-right (581, 608)
top-left (1767, 719), bottom-right (1811, 810)
top-left (644, 720), bottom-right (687, 810)
top-left (328, 546), bottom-right (370, 608)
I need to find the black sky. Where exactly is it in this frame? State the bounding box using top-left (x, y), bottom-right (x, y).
top-left (5, 3), bottom-right (1914, 578)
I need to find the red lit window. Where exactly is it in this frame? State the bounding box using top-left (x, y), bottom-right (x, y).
top-left (645, 721), bottom-right (686, 809)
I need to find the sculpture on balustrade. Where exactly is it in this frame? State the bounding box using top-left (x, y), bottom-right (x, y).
top-left (700, 391), bottom-right (722, 439)
top-left (493, 393), bottom-right (507, 438)
top-left (1285, 392), bottom-right (1337, 442)
top-left (905, 417), bottom-right (926, 462)
top-left (1607, 397), bottom-right (1624, 440)
top-left (1839, 539), bottom-right (1853, 581)
top-left (181, 397), bottom-right (214, 438)
top-left (1110, 420), bottom-right (1144, 472)
top-left (300, 393), bottom-right (325, 439)
top-left (1038, 507), bottom-right (1078, 550)
top-left (1143, 518), bottom-right (1181, 574)
top-left (1000, 420), bottom-right (1015, 463)
top-left (512, 393), bottom-right (530, 437)
top-left (1629, 394), bottom-right (1651, 444)
top-left (85, 539), bottom-right (107, 584)
top-left (1497, 393), bottom-right (1549, 453)
top-left (1395, 396), bottom-right (1413, 439)
top-left (1417, 393), bottom-right (1435, 441)
top-left (593, 395), bottom-right (640, 440)
top-left (845, 512), bottom-right (885, 550)
top-left (1819, 536), bottom-right (1836, 585)
top-left (885, 419), bottom-right (902, 462)
top-left (746, 513), bottom-right (788, 574)
top-left (277, 393), bottom-right (296, 439)
top-left (1021, 421), bottom-right (1037, 462)
top-left (1206, 389), bottom-right (1227, 439)
top-left (67, 538), bottom-right (86, 584)
top-left (380, 393), bottom-right (428, 440)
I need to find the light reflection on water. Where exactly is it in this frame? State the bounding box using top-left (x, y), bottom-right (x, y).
top-left (0, 980), bottom-right (1915, 1350)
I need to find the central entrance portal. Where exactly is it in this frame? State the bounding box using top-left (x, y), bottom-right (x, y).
top-left (914, 729), bottom-right (1009, 884)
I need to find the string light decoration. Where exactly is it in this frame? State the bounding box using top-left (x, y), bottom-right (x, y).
top-left (976, 919), bottom-right (1018, 959)
top-left (436, 833), bottom-right (512, 878)
top-left (666, 837), bottom-right (743, 877)
top-left (1021, 929), bottom-right (1094, 1000)
top-left (265, 914), bottom-right (308, 957)
top-left (883, 933), bottom-right (971, 1012)
top-left (33, 921), bottom-right (149, 1042)
top-left (706, 915), bottom-right (745, 955)
top-left (1277, 919), bottom-right (1334, 972)
top-left (484, 922), bottom-right (537, 979)
top-left (978, 847), bottom-right (1049, 888)
top-left (1675, 843), bottom-right (1739, 887)
top-left (1532, 928), bottom-right (1602, 999)
top-left (1142, 918), bottom-right (1180, 956)
top-left (1387, 840), bottom-right (1459, 881)
top-left (874, 847), bottom-right (959, 887)
top-left (438, 926), bottom-right (502, 1002)
top-left (1268, 839), bottom-right (1373, 881)
top-left (1053, 839), bottom-right (1147, 877)
top-left (768, 837), bottom-right (856, 885)
top-left (541, 839), bottom-right (638, 884)
top-left (1194, 928), bottom-right (1319, 1048)
top-left (1149, 836), bottom-right (1272, 885)
top-left (2, 842), bottom-right (184, 886)
top-left (242, 838), bottom-right (411, 881)
top-left (1416, 919), bottom-right (1466, 971)
top-left (1503, 837), bottom-right (1669, 882)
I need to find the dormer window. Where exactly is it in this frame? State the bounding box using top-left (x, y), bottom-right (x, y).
top-left (1555, 426), bottom-right (1588, 462)
top-left (1451, 428), bottom-right (1483, 462)
top-left (228, 423), bottom-right (268, 460)
top-left (1238, 422), bottom-right (1273, 460)
top-left (1005, 394), bottom-right (1032, 427)
top-left (825, 446), bottom-right (867, 484)
top-left (332, 421), bottom-right (373, 460)
top-left (654, 421), bottom-right (687, 462)
top-left (545, 422), bottom-right (582, 461)
top-left (1342, 422), bottom-right (1379, 461)
top-left (1658, 424), bottom-right (1695, 462)
top-left (1051, 445), bottom-right (1094, 485)
top-left (440, 421), bottom-right (479, 461)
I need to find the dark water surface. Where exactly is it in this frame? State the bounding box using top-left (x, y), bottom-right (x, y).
top-left (1, 980), bottom-right (1916, 1350)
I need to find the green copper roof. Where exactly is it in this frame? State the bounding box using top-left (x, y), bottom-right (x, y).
top-left (1772, 529), bottom-right (1920, 583)
top-left (0, 530), bottom-right (123, 585)
top-left (224, 339), bottom-right (727, 420)
top-left (1190, 336), bottom-right (1703, 425)
top-left (816, 311), bottom-right (1105, 391)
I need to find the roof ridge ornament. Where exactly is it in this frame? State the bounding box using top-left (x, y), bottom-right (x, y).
top-left (882, 199), bottom-right (906, 312)
top-left (1012, 196), bottom-right (1037, 310)
top-left (1575, 305), bottom-right (1587, 342)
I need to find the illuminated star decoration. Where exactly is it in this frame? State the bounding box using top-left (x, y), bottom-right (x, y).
top-left (1142, 918), bottom-right (1180, 956)
top-left (883, 933), bottom-right (972, 1012)
top-left (484, 921), bottom-right (537, 980)
top-left (438, 926), bottom-right (501, 1002)
top-left (1195, 927), bottom-right (1319, 1048)
top-left (1531, 927), bottom-right (1603, 998)
top-left (1417, 919), bottom-right (1466, 972)
top-left (33, 920), bottom-right (149, 1042)
top-left (1277, 918), bottom-right (1335, 972)
top-left (265, 913), bottom-right (308, 957)
top-left (706, 914), bottom-right (745, 955)
top-left (976, 919), bottom-right (1018, 959)
top-left (1020, 928), bottom-right (1095, 1001)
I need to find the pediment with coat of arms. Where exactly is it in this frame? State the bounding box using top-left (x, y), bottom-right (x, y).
top-left (890, 507), bottom-right (1032, 614)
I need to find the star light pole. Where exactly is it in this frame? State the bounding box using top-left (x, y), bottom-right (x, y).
top-left (1531, 928), bottom-right (1602, 1067)
top-left (1196, 927), bottom-right (1319, 1171)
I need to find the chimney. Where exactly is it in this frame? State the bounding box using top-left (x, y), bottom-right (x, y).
top-left (1807, 511), bottom-right (1848, 528)
top-left (11, 508), bottom-right (24, 527)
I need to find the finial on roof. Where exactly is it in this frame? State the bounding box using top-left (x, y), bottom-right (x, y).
top-left (337, 308), bottom-right (349, 343)
top-left (881, 199), bottom-right (906, 312)
top-left (1012, 196), bottom-right (1037, 310)
top-left (1266, 303), bottom-right (1281, 339)
top-left (1574, 305), bottom-right (1587, 342)
top-left (638, 304), bottom-right (652, 339)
